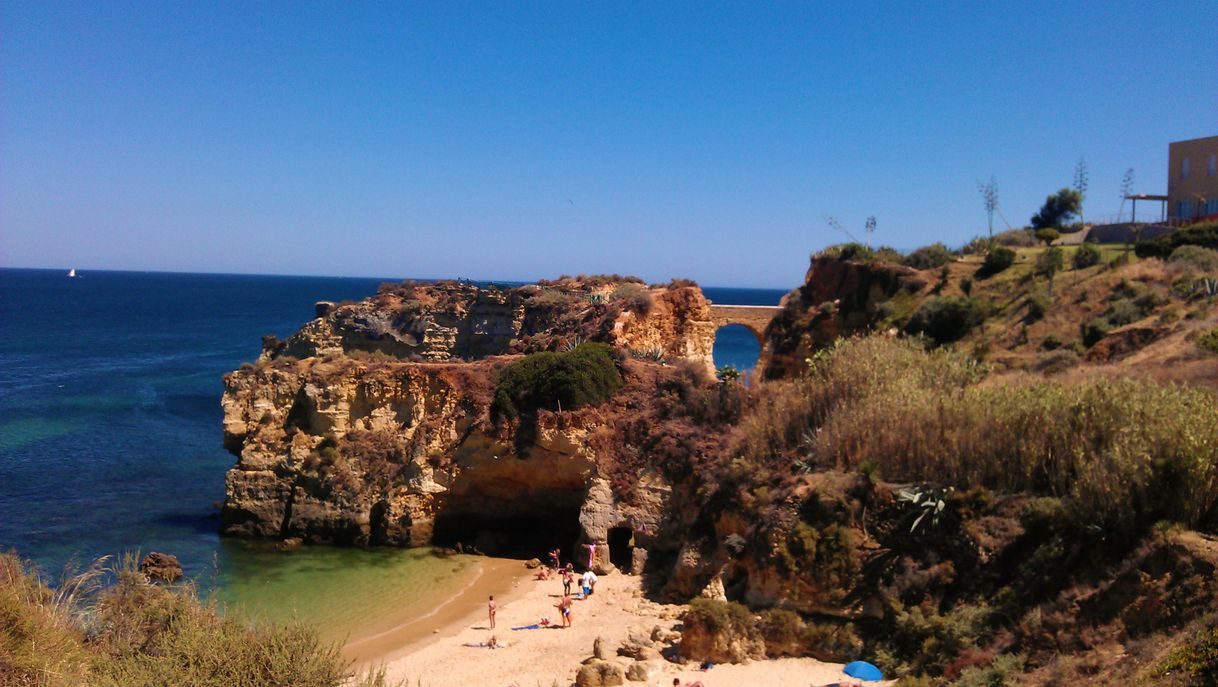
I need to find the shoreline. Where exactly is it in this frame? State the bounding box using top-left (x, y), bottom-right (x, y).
top-left (343, 555), bottom-right (534, 667)
top-left (375, 567), bottom-right (884, 687)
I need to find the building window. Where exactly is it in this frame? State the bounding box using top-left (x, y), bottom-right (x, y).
top-left (1209, 155), bottom-right (1217, 177)
top-left (1208, 198), bottom-right (1218, 216)
top-left (1181, 158), bottom-right (1190, 179)
top-left (1178, 200), bottom-right (1193, 219)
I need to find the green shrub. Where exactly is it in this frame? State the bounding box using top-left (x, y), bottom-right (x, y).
top-left (1080, 317), bottom-right (1112, 347)
top-left (874, 246), bottom-right (906, 264)
top-left (1072, 243), bottom-right (1101, 269)
top-left (953, 653), bottom-right (1026, 687)
top-left (1025, 291), bottom-right (1051, 322)
top-left (1136, 221), bottom-right (1218, 259)
top-left (904, 243), bottom-right (955, 270)
top-left (684, 598), bottom-right (757, 638)
top-left (1035, 247), bottom-right (1064, 280)
top-left (1034, 228), bottom-right (1060, 246)
top-left (976, 247), bottom-right (1016, 278)
top-left (904, 297), bottom-right (986, 345)
top-left (1198, 328), bottom-right (1218, 355)
top-left (960, 278), bottom-right (973, 296)
top-left (759, 608), bottom-right (804, 657)
top-left (1169, 245), bottom-right (1218, 271)
top-left (492, 343), bottom-right (623, 419)
top-left (1106, 298), bottom-right (1143, 326)
top-left (994, 228), bottom-right (1038, 248)
top-left (1153, 622), bottom-right (1218, 686)
top-left (610, 283), bottom-right (653, 315)
top-left (1031, 349), bottom-right (1080, 375)
top-left (816, 243), bottom-right (875, 261)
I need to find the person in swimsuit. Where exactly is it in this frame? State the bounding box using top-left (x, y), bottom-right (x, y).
top-left (488, 595), bottom-right (497, 629)
top-left (561, 565), bottom-right (573, 596)
top-left (555, 594), bottom-right (573, 628)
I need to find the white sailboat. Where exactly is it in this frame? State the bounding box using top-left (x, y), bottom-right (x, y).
top-left (67, 268), bottom-right (77, 278)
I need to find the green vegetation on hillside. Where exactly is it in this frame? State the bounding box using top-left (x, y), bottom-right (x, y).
top-left (741, 336), bottom-right (1218, 540)
top-left (492, 342), bottom-right (623, 419)
top-left (0, 552), bottom-right (392, 687)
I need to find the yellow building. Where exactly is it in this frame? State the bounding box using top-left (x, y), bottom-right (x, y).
top-left (1168, 135), bottom-right (1218, 222)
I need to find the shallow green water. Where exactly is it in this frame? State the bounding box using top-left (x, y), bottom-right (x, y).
top-left (216, 542), bottom-right (478, 643)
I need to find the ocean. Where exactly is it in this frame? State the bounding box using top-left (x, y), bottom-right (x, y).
top-left (0, 268), bottom-right (785, 637)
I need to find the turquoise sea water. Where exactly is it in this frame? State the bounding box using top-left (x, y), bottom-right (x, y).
top-left (0, 268), bottom-right (783, 635)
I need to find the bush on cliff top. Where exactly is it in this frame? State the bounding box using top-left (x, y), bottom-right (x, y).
top-left (492, 342), bottom-right (623, 419)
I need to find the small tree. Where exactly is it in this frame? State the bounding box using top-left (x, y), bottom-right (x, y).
top-left (1034, 228), bottom-right (1060, 246)
top-left (1031, 188), bottom-right (1082, 230)
top-left (1036, 246), bottom-right (1064, 295)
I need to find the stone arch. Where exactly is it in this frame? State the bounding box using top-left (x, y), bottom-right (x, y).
top-left (708, 304), bottom-right (781, 359)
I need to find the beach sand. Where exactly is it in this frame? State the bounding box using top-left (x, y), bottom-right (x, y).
top-left (372, 563), bottom-right (888, 687)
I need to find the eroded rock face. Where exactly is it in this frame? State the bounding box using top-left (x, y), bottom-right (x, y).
top-left (761, 256), bottom-right (924, 378)
top-left (220, 278), bottom-right (712, 554)
top-left (267, 279), bottom-right (716, 373)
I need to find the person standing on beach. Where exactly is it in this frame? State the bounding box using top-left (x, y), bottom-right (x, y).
top-left (555, 594), bottom-right (573, 628)
top-left (488, 595), bottom-right (497, 629)
top-left (562, 564), bottom-right (574, 596)
top-left (548, 548), bottom-right (561, 570)
top-left (581, 569), bottom-right (598, 595)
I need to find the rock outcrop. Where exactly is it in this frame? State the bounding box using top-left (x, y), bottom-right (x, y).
top-left (220, 278), bottom-right (716, 556)
top-left (760, 255), bottom-right (924, 378)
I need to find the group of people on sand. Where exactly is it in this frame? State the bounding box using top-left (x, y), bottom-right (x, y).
top-left (486, 543), bottom-right (602, 636)
top-left (546, 544), bottom-right (599, 629)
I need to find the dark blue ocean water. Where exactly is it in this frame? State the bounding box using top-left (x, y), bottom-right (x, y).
top-left (0, 268), bottom-right (783, 581)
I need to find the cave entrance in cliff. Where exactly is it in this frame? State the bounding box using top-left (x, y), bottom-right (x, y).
top-left (432, 504), bottom-right (584, 559)
top-left (608, 526), bottom-right (634, 571)
top-left (712, 324), bottom-right (763, 374)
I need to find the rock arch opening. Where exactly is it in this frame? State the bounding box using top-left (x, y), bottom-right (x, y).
top-left (712, 323), bottom-right (763, 373)
top-left (608, 526), bottom-right (634, 571)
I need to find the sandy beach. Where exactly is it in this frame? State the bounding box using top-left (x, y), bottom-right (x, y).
top-left (371, 562), bottom-right (885, 687)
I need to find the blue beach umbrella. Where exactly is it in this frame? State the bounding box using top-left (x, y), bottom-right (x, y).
top-left (843, 660), bottom-right (884, 682)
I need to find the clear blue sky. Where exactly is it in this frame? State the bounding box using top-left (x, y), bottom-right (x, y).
top-left (2, 2), bottom-right (1215, 288)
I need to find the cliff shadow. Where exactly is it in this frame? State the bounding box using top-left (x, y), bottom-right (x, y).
top-left (430, 503), bottom-right (583, 560)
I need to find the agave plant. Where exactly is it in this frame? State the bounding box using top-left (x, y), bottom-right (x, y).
top-left (895, 484), bottom-right (954, 534)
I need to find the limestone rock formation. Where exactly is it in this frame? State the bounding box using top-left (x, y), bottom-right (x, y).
top-left (760, 255), bottom-right (924, 378)
top-left (220, 278), bottom-right (714, 555)
top-left (575, 660), bottom-right (625, 687)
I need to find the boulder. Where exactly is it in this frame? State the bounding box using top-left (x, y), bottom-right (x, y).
top-left (594, 636), bottom-right (609, 660)
top-left (575, 660), bottom-right (625, 687)
top-left (630, 547), bottom-right (648, 575)
top-left (277, 537), bottom-right (303, 552)
top-left (139, 552), bottom-right (182, 584)
top-left (525, 558), bottom-right (542, 569)
top-left (625, 660), bottom-right (664, 682)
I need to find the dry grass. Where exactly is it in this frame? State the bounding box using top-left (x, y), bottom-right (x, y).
top-left (737, 336), bottom-right (1218, 540)
top-left (0, 551), bottom-right (400, 687)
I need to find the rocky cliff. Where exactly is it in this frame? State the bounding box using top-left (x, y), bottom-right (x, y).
top-left (220, 277), bottom-right (718, 568)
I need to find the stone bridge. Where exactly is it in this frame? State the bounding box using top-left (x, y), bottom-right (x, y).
top-left (708, 303), bottom-right (783, 345)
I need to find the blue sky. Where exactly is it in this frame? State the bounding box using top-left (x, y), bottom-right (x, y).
top-left (2, 2), bottom-right (1215, 288)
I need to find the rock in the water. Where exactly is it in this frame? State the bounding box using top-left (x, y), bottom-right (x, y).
top-left (277, 537), bottom-right (303, 552)
top-left (575, 660), bottom-right (625, 687)
top-left (139, 552), bottom-right (182, 584)
top-left (625, 660), bottom-right (664, 682)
